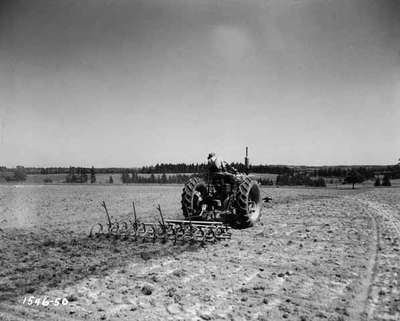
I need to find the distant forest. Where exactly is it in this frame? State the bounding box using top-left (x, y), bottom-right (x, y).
top-left (1, 163), bottom-right (400, 178)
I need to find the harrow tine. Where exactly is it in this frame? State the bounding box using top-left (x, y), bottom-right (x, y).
top-left (136, 222), bottom-right (145, 241)
top-left (107, 221), bottom-right (120, 238)
top-left (192, 226), bottom-right (204, 243)
top-left (119, 221), bottom-right (129, 240)
top-left (175, 224), bottom-right (185, 243)
top-left (157, 223), bottom-right (168, 243)
top-left (89, 223), bottom-right (104, 238)
top-left (183, 225), bottom-right (192, 242)
top-left (140, 224), bottom-right (156, 243)
top-left (205, 227), bottom-right (216, 243)
top-left (130, 220), bottom-right (138, 241)
top-left (167, 224), bottom-right (178, 244)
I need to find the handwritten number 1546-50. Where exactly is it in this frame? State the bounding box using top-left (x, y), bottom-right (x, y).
top-left (22, 296), bottom-right (69, 306)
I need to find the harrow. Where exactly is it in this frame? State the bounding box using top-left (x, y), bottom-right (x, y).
top-left (89, 201), bottom-right (232, 244)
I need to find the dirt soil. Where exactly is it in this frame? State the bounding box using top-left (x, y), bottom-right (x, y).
top-left (0, 187), bottom-right (399, 321)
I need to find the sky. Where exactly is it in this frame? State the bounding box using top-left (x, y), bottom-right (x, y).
top-left (0, 0), bottom-right (399, 167)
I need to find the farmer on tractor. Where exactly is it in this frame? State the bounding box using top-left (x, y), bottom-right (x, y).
top-left (207, 153), bottom-right (238, 175)
top-left (206, 152), bottom-right (239, 205)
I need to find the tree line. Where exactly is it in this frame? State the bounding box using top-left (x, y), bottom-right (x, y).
top-left (274, 174), bottom-right (327, 187)
top-left (2, 163), bottom-right (399, 177)
top-left (121, 172), bottom-right (191, 184)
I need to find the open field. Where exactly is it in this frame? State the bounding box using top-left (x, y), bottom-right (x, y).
top-left (0, 185), bottom-right (399, 321)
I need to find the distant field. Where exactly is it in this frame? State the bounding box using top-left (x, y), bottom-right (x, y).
top-left (0, 184), bottom-right (183, 231)
top-left (25, 173), bottom-right (129, 184)
top-left (248, 173), bottom-right (278, 181)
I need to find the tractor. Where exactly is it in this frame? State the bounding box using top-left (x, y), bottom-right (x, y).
top-left (181, 150), bottom-right (264, 229)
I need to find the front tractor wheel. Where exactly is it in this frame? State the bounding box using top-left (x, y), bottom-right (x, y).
top-left (234, 178), bottom-right (262, 228)
top-left (181, 177), bottom-right (208, 218)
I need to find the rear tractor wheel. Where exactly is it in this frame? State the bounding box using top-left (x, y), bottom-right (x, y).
top-left (234, 177), bottom-right (262, 228)
top-left (181, 177), bottom-right (208, 218)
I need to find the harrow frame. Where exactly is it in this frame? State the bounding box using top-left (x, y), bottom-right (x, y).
top-left (89, 200), bottom-right (232, 244)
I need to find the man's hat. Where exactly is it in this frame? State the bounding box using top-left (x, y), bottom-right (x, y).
top-left (208, 152), bottom-right (216, 159)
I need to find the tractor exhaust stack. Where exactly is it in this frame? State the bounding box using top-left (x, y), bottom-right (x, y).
top-left (244, 146), bottom-right (249, 175)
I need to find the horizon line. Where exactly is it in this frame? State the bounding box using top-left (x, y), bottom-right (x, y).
top-left (1, 163), bottom-right (398, 169)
